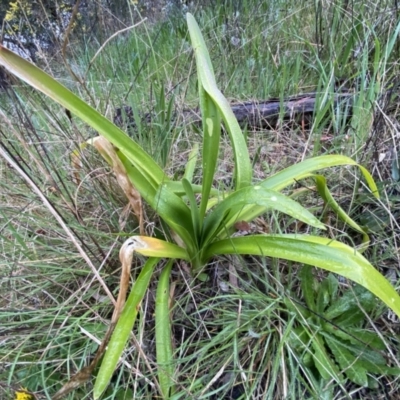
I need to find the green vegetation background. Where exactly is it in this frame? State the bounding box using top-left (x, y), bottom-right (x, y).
top-left (1, 1), bottom-right (400, 399)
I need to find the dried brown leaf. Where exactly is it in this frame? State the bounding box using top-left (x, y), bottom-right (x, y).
top-left (93, 137), bottom-right (144, 235)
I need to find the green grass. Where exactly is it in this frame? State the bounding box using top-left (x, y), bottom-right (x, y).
top-left (1, 1), bottom-right (400, 399)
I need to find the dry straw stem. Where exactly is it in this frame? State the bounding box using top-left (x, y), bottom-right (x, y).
top-left (85, 19), bottom-right (147, 78)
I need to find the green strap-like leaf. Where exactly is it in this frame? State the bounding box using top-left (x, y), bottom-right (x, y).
top-left (263, 155), bottom-right (378, 195)
top-left (202, 185), bottom-right (325, 246)
top-left (94, 257), bottom-right (160, 399)
top-left (156, 260), bottom-right (175, 399)
top-left (187, 16), bottom-right (221, 220)
top-left (199, 91), bottom-right (222, 221)
top-left (187, 13), bottom-right (252, 190)
top-left (204, 235), bottom-right (400, 320)
top-left (154, 184), bottom-right (195, 242)
top-left (221, 155), bottom-right (379, 230)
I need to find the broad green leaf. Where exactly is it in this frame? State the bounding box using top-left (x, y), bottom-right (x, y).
top-left (187, 16), bottom-right (222, 221)
top-left (221, 155), bottom-right (379, 233)
top-left (263, 155), bottom-right (378, 195)
top-left (94, 257), bottom-right (160, 399)
top-left (350, 346), bottom-right (396, 375)
top-left (321, 331), bottom-right (400, 377)
top-left (332, 308), bottom-right (368, 326)
top-left (156, 260), bottom-right (175, 399)
top-left (325, 325), bottom-right (385, 351)
top-left (204, 235), bottom-right (400, 319)
top-left (324, 335), bottom-right (368, 386)
top-left (153, 184), bottom-right (195, 240)
top-left (187, 13), bottom-right (252, 190)
top-left (291, 325), bottom-right (340, 383)
top-left (0, 45), bottom-right (166, 190)
top-left (202, 185), bottom-right (325, 245)
top-left (149, 179), bottom-right (199, 261)
top-left (311, 333), bottom-right (342, 381)
top-left (324, 285), bottom-right (375, 320)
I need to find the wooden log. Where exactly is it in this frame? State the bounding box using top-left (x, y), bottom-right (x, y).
top-left (114, 91), bottom-right (355, 130)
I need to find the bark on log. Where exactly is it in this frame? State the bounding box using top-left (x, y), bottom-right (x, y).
top-left (114, 91), bottom-right (355, 130)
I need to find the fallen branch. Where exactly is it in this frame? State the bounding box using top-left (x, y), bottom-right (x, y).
top-left (114, 91), bottom-right (355, 130)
